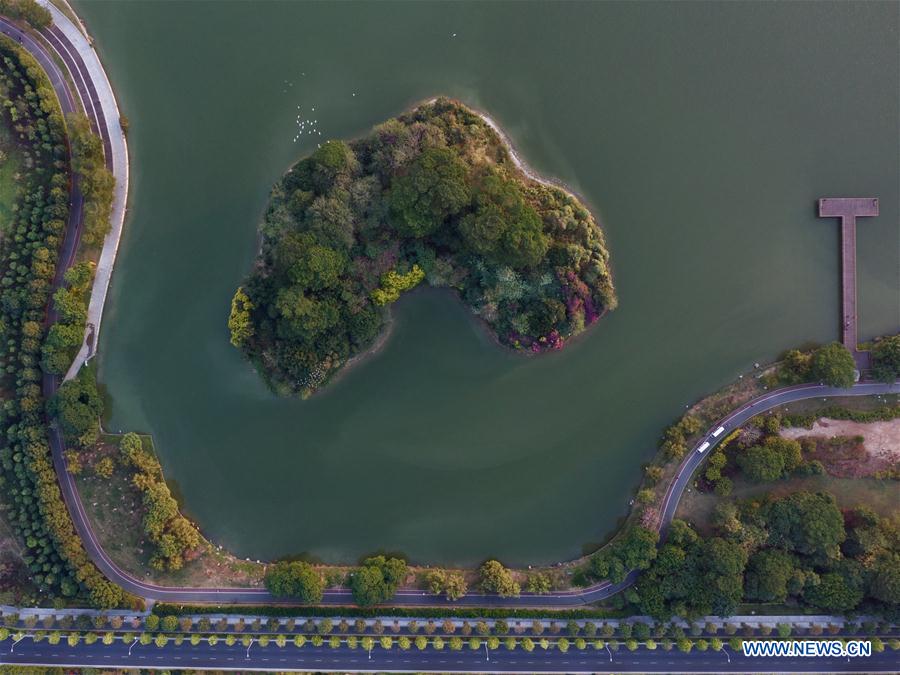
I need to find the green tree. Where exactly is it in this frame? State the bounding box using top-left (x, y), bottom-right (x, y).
top-left (744, 549), bottom-right (796, 603)
top-left (274, 232), bottom-right (346, 290)
top-left (870, 553), bottom-right (900, 605)
top-left (737, 445), bottom-right (785, 482)
top-left (526, 572), bottom-right (552, 594)
top-left (804, 571), bottom-right (863, 612)
top-left (264, 560), bottom-right (325, 603)
top-left (48, 368), bottom-right (103, 445)
top-left (871, 334), bottom-right (900, 382)
top-left (765, 491), bottom-right (845, 560)
top-left (228, 287), bottom-right (254, 347)
top-left (388, 147), bottom-right (470, 238)
top-left (0, 0), bottom-right (52, 27)
top-left (350, 556), bottom-right (407, 606)
top-left (810, 342), bottom-right (855, 388)
top-left (66, 113), bottom-right (116, 245)
top-left (458, 171), bottom-right (548, 269)
top-left (479, 560), bottom-right (520, 597)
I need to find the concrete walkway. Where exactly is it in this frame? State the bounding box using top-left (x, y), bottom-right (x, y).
top-left (817, 197), bottom-right (879, 372)
top-left (38, 0), bottom-right (131, 382)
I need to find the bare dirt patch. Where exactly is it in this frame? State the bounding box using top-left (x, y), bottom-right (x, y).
top-left (781, 418), bottom-right (900, 477)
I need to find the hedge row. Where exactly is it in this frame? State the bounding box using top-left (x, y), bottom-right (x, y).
top-left (782, 403), bottom-right (900, 429)
top-left (153, 603), bottom-right (622, 621)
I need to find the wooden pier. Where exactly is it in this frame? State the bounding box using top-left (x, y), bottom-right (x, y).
top-left (818, 197), bottom-right (878, 371)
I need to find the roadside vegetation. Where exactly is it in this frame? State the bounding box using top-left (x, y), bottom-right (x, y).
top-left (763, 341), bottom-right (858, 388)
top-left (232, 97), bottom-right (616, 396)
top-left (870, 333), bottom-right (900, 383)
top-left (0, 0), bottom-right (51, 28)
top-left (2, 617), bottom-right (897, 658)
top-left (65, 112), bottom-right (114, 246)
top-left (68, 426), bottom-right (264, 588)
top-left (0, 35), bottom-right (125, 608)
top-left (6, 605), bottom-right (889, 663)
top-left (41, 260), bottom-right (93, 375)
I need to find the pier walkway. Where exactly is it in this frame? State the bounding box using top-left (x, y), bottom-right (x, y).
top-left (818, 197), bottom-right (878, 372)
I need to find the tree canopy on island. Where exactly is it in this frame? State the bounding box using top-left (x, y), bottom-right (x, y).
top-left (232, 98), bottom-right (616, 396)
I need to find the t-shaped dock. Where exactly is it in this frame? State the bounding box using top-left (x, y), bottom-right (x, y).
top-left (818, 197), bottom-right (878, 370)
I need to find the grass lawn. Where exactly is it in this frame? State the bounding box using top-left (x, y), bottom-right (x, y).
top-left (677, 473), bottom-right (897, 536)
top-left (0, 115), bottom-right (25, 232)
top-left (780, 394), bottom-right (900, 419)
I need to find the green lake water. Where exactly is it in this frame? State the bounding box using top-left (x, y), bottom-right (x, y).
top-left (76, 0), bottom-right (899, 566)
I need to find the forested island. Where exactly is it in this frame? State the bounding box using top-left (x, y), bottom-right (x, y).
top-left (231, 98), bottom-right (616, 395)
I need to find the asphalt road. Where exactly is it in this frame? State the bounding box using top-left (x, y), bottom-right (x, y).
top-left (1, 635), bottom-right (896, 673)
top-left (4, 9), bottom-right (899, 611)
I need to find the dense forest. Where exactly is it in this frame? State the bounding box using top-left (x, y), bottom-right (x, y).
top-left (232, 98), bottom-right (616, 395)
top-left (633, 493), bottom-right (899, 620)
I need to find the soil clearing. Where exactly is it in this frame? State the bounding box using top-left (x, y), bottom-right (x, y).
top-left (781, 418), bottom-right (900, 477)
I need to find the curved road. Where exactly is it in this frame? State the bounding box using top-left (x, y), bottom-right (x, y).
top-left (4, 12), bottom-right (899, 610)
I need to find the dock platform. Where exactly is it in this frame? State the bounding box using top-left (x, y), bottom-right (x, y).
top-left (818, 197), bottom-right (878, 371)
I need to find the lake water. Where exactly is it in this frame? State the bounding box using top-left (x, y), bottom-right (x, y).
top-left (77, 0), bottom-right (899, 566)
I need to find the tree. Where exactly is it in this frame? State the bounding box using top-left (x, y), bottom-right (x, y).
top-left (591, 526), bottom-right (659, 583)
top-left (425, 569), bottom-right (468, 601)
top-left (804, 571), bottom-right (863, 612)
top-left (871, 334), bottom-right (900, 382)
top-left (388, 147), bottom-right (470, 238)
top-left (350, 556), bottom-right (407, 606)
top-left (697, 537), bottom-right (748, 616)
top-left (443, 572), bottom-right (468, 601)
top-left (764, 436), bottom-right (802, 474)
top-left (458, 172), bottom-right (548, 269)
top-left (264, 561), bottom-right (325, 603)
top-left (479, 560), bottom-right (520, 597)
top-left (526, 572), bottom-right (552, 594)
top-left (228, 287), bottom-right (254, 347)
top-left (0, 0), bottom-right (52, 28)
top-left (810, 342), bottom-right (855, 388)
top-left (308, 140), bottom-right (358, 193)
top-left (371, 265), bottom-right (425, 305)
top-left (744, 549), bottom-right (795, 603)
top-left (350, 566), bottom-right (386, 607)
top-left (737, 445), bottom-right (785, 482)
top-left (425, 569), bottom-right (446, 596)
top-left (765, 491), bottom-right (845, 560)
top-left (274, 232), bottom-right (346, 290)
top-left (48, 368), bottom-right (102, 444)
top-left (869, 553), bottom-right (900, 605)
top-left (66, 113), bottom-right (115, 245)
